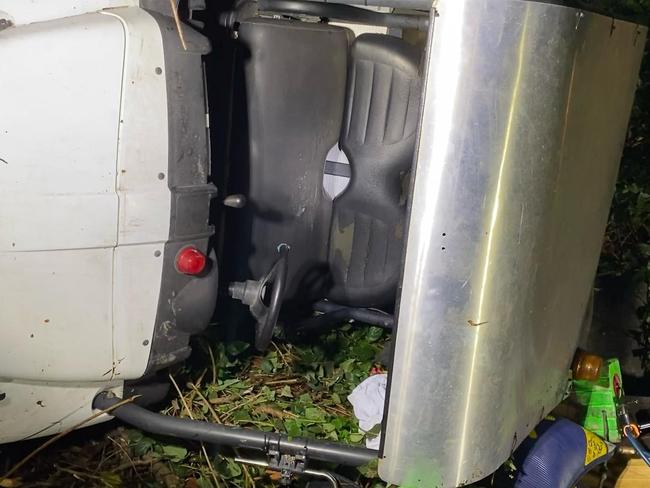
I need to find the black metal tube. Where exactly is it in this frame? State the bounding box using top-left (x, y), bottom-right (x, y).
top-left (318, 0), bottom-right (431, 8)
top-left (94, 392), bottom-right (377, 466)
top-left (259, 0), bottom-right (429, 31)
top-left (297, 309), bottom-right (355, 334)
top-left (313, 300), bottom-right (394, 328)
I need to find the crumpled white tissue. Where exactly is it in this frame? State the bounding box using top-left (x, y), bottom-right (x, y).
top-left (347, 373), bottom-right (387, 449)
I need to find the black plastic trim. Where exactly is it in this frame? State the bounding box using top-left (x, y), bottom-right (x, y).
top-left (143, 11), bottom-right (218, 374)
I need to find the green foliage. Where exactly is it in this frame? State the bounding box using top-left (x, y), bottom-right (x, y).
top-left (574, 0), bottom-right (650, 18)
top-left (598, 2), bottom-right (650, 368)
top-left (118, 325), bottom-right (390, 487)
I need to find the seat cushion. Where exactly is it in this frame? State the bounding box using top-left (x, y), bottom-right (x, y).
top-left (327, 34), bottom-right (421, 307)
top-left (234, 19), bottom-right (351, 300)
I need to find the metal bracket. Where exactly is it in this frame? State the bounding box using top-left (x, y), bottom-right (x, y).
top-left (270, 449), bottom-right (307, 485)
top-left (235, 455), bottom-right (342, 487)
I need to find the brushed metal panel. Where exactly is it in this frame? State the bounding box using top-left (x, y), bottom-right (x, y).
top-left (380, 1), bottom-right (646, 486)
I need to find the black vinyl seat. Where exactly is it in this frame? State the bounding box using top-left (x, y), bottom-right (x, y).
top-left (328, 34), bottom-right (421, 307)
top-left (229, 20), bottom-right (421, 313)
top-left (233, 18), bottom-right (350, 300)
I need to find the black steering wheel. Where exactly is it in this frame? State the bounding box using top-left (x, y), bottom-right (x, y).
top-left (253, 243), bottom-right (289, 350)
top-left (229, 243), bottom-right (290, 350)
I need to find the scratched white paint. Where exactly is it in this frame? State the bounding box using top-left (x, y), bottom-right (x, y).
top-left (0, 7), bottom-right (170, 443)
top-left (0, 248), bottom-right (115, 381)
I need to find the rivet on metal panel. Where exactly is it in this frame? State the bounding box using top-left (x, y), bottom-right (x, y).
top-left (155, 67), bottom-right (163, 75)
top-left (158, 172), bottom-right (166, 180)
top-left (154, 250), bottom-right (161, 257)
top-left (143, 339), bottom-right (150, 346)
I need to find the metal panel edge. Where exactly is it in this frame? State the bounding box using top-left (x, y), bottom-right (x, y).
top-left (380, 1), bottom-right (646, 486)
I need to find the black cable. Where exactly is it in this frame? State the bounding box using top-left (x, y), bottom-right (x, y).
top-left (313, 301), bottom-right (394, 328)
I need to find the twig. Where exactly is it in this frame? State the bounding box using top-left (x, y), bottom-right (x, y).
top-left (234, 450), bottom-right (255, 488)
top-left (271, 342), bottom-right (288, 368)
top-left (208, 394), bottom-right (236, 406)
top-left (95, 440), bottom-right (109, 471)
top-left (190, 383), bottom-right (223, 424)
top-left (60, 465), bottom-right (110, 482)
top-left (207, 344), bottom-right (218, 385)
top-left (1, 395), bottom-right (139, 480)
top-left (96, 449), bottom-right (120, 471)
top-left (107, 434), bottom-right (142, 480)
top-left (252, 405), bottom-right (298, 419)
top-left (323, 404), bottom-right (351, 417)
top-left (222, 393), bottom-right (264, 421)
top-left (169, 374), bottom-right (222, 488)
top-left (168, 0), bottom-right (188, 51)
top-left (185, 370), bottom-right (206, 407)
top-left (112, 458), bottom-right (155, 473)
top-left (264, 378), bottom-right (303, 387)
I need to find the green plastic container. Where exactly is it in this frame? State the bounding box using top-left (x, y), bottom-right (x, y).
top-left (573, 359), bottom-right (623, 442)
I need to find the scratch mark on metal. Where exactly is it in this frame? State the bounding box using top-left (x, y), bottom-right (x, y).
top-left (467, 320), bottom-right (488, 327)
top-left (518, 203), bottom-right (525, 244)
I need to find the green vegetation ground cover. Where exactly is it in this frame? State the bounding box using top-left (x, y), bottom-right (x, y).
top-left (597, 1), bottom-right (650, 369)
top-left (3, 326), bottom-right (391, 487)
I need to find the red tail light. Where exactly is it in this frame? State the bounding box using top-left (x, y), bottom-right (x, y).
top-left (175, 247), bottom-right (207, 275)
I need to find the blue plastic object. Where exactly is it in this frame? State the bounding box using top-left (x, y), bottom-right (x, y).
top-left (511, 418), bottom-right (614, 488)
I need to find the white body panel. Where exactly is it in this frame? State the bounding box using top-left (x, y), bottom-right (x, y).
top-left (105, 7), bottom-right (170, 379)
top-left (0, 249), bottom-right (115, 381)
top-left (0, 6), bottom-right (171, 443)
top-left (0, 13), bottom-right (122, 252)
top-left (105, 8), bottom-right (171, 246)
top-left (0, 13), bottom-right (123, 381)
top-left (0, 0), bottom-right (136, 26)
top-left (113, 243), bottom-right (165, 378)
top-left (0, 381), bottom-right (122, 442)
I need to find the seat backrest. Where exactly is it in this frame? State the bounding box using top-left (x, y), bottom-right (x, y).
top-left (328, 34), bottom-right (421, 307)
top-left (233, 18), bottom-right (351, 300)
